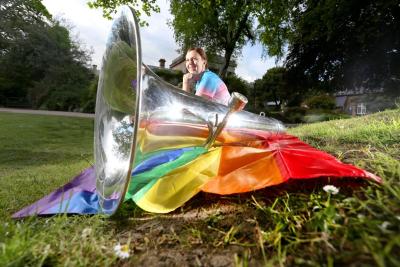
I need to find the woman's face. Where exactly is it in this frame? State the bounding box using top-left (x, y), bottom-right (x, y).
top-left (185, 50), bottom-right (206, 74)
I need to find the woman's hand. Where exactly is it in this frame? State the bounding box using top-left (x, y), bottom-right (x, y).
top-left (182, 73), bottom-right (200, 92)
top-left (183, 73), bottom-right (194, 84)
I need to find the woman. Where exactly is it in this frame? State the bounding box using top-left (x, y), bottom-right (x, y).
top-left (182, 47), bottom-right (230, 105)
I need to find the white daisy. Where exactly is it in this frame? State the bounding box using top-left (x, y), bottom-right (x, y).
top-left (114, 243), bottom-right (130, 259)
top-left (323, 185), bottom-right (339, 195)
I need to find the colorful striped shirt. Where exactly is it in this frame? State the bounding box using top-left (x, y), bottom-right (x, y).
top-left (195, 70), bottom-right (230, 105)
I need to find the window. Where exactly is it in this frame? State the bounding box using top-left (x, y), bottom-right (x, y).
top-left (356, 103), bottom-right (366, 115)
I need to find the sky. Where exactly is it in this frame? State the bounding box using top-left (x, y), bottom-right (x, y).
top-left (42, 0), bottom-right (278, 82)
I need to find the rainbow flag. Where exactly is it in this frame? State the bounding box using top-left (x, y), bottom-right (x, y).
top-left (13, 124), bottom-right (380, 218)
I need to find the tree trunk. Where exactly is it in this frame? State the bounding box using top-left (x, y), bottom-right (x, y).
top-left (219, 48), bottom-right (234, 78)
top-left (218, 10), bottom-right (251, 78)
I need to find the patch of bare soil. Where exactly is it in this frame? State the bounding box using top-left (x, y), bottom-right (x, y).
top-left (112, 199), bottom-right (261, 266)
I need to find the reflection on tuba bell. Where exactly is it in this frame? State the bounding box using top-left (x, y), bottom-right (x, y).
top-left (94, 6), bottom-right (285, 215)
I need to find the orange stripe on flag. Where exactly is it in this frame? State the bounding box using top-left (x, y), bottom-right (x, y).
top-left (202, 146), bottom-right (284, 194)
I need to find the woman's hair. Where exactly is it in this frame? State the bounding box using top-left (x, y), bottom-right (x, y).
top-left (187, 47), bottom-right (208, 68)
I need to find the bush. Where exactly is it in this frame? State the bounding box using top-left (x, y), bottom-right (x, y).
top-left (303, 112), bottom-right (350, 123)
top-left (154, 69), bottom-right (183, 86)
top-left (282, 106), bottom-right (307, 123)
top-left (265, 111), bottom-right (287, 122)
top-left (305, 95), bottom-right (336, 110)
top-left (223, 74), bottom-right (251, 97)
top-left (80, 76), bottom-right (98, 113)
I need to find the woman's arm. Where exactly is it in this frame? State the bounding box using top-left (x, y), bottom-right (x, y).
top-left (182, 73), bottom-right (193, 92)
top-left (196, 71), bottom-right (230, 105)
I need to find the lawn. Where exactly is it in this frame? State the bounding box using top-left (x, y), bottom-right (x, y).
top-left (0, 109), bottom-right (399, 266)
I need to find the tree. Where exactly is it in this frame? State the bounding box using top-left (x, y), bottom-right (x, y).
top-left (0, 0), bottom-right (95, 110)
top-left (30, 59), bottom-right (94, 111)
top-left (26, 22), bottom-right (94, 110)
top-left (87, 0), bottom-right (285, 78)
top-left (87, 0), bottom-right (296, 79)
top-left (169, 0), bottom-right (258, 78)
top-left (88, 0), bottom-right (399, 96)
top-left (256, 0), bottom-right (295, 59)
top-left (89, 0), bottom-right (256, 78)
top-left (80, 76), bottom-right (99, 113)
top-left (304, 95), bottom-right (336, 110)
top-left (223, 74), bottom-right (250, 98)
top-left (0, 0), bottom-right (51, 46)
top-left (284, 0), bottom-right (400, 93)
top-left (87, 0), bottom-right (160, 26)
top-left (253, 67), bottom-right (291, 111)
top-left (0, 0), bottom-right (52, 105)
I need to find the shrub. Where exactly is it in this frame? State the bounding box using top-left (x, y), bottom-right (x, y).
top-left (80, 76), bottom-right (98, 113)
top-left (305, 95), bottom-right (336, 110)
top-left (153, 69), bottom-right (183, 86)
top-left (283, 106), bottom-right (307, 123)
top-left (223, 74), bottom-right (251, 97)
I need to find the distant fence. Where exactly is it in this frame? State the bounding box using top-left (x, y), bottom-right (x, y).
top-left (2, 97), bottom-right (31, 108)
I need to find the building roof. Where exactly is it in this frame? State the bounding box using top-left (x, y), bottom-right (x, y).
top-left (169, 55), bottom-right (185, 69)
top-left (335, 86), bottom-right (384, 96)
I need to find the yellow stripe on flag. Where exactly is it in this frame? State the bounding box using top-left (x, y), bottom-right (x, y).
top-left (138, 129), bottom-right (206, 153)
top-left (136, 148), bottom-right (221, 213)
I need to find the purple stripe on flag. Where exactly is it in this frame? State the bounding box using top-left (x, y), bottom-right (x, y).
top-left (12, 167), bottom-right (96, 218)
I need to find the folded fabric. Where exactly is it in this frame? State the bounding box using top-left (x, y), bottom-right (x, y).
top-left (12, 131), bottom-right (380, 218)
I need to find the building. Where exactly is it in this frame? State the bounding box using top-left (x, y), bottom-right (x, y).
top-left (335, 87), bottom-right (399, 115)
top-left (147, 59), bottom-right (183, 86)
top-left (147, 58), bottom-right (173, 72)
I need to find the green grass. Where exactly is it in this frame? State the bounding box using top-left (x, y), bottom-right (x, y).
top-left (0, 114), bottom-right (93, 217)
top-left (0, 109), bottom-right (399, 266)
